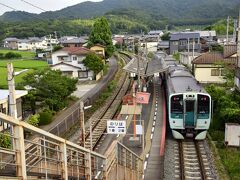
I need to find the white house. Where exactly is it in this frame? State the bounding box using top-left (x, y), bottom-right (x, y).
top-left (141, 35), bottom-right (159, 52)
top-left (18, 39), bottom-right (31, 51)
top-left (148, 30), bottom-right (164, 38)
top-left (51, 47), bottom-right (95, 80)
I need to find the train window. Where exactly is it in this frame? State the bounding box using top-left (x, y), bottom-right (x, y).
top-left (197, 94), bottom-right (210, 118)
top-left (170, 95), bottom-right (183, 115)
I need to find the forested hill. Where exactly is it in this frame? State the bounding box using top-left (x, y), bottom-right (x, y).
top-left (0, 0), bottom-right (239, 23)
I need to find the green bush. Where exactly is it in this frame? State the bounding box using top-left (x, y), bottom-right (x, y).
top-left (0, 53), bottom-right (4, 59)
top-left (0, 132), bottom-right (11, 149)
top-left (27, 114), bottom-right (40, 127)
top-left (5, 52), bottom-right (22, 59)
top-left (39, 109), bottom-right (53, 125)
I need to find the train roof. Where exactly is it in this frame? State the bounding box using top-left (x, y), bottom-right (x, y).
top-left (169, 75), bottom-right (205, 93)
top-left (166, 62), bottom-right (206, 94)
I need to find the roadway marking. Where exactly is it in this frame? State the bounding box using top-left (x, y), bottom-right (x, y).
top-left (151, 134), bottom-right (153, 140)
top-left (146, 153), bottom-right (149, 159)
top-left (151, 127), bottom-right (155, 133)
top-left (125, 115), bottom-right (128, 120)
top-left (154, 116), bottom-right (156, 120)
top-left (155, 107), bottom-right (158, 111)
top-left (156, 103), bottom-right (158, 107)
top-left (153, 121), bottom-right (156, 126)
top-left (155, 112), bottom-right (157, 115)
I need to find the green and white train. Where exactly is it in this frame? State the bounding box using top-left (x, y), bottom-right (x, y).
top-left (165, 58), bottom-right (211, 140)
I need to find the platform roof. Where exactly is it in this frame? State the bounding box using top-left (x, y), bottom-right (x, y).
top-left (123, 55), bottom-right (168, 77)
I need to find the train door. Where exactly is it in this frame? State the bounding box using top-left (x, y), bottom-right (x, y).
top-left (184, 100), bottom-right (195, 127)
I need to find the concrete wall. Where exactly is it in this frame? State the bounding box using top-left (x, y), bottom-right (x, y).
top-left (194, 64), bottom-right (225, 83)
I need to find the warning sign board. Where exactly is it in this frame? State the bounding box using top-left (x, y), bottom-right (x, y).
top-left (107, 120), bottom-right (126, 134)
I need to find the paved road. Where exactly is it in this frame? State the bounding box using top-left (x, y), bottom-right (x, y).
top-left (41, 57), bottom-right (118, 134)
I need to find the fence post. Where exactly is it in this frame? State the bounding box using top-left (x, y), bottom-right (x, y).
top-left (86, 152), bottom-right (92, 180)
top-left (102, 157), bottom-right (106, 180)
top-left (13, 125), bottom-right (27, 179)
top-left (60, 142), bottom-right (68, 179)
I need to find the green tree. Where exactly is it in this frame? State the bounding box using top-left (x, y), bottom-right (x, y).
top-left (88, 17), bottom-right (114, 58)
top-left (161, 32), bottom-right (170, 41)
top-left (27, 114), bottom-right (40, 127)
top-left (22, 69), bottom-right (78, 111)
top-left (83, 53), bottom-right (104, 74)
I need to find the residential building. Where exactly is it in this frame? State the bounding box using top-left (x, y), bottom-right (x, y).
top-left (18, 39), bottom-right (31, 51)
top-left (170, 32), bottom-right (201, 55)
top-left (179, 52), bottom-right (200, 69)
top-left (157, 41), bottom-right (170, 53)
top-left (194, 30), bottom-right (216, 41)
top-left (0, 90), bottom-right (28, 131)
top-left (61, 37), bottom-right (87, 48)
top-left (192, 45), bottom-right (237, 84)
top-left (141, 35), bottom-right (159, 52)
top-left (148, 30), bottom-right (164, 38)
top-left (51, 47), bottom-right (95, 80)
top-left (3, 37), bottom-right (19, 49)
top-left (90, 44), bottom-right (105, 58)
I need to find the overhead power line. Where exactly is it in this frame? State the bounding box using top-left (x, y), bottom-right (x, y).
top-left (20, 0), bottom-right (47, 12)
top-left (0, 2), bottom-right (18, 11)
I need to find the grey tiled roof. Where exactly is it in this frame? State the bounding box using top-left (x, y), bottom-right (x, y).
top-left (170, 32), bottom-right (200, 41)
top-left (62, 37), bottom-right (87, 44)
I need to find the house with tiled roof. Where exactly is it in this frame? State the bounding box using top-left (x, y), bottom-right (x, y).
top-left (3, 37), bottom-right (19, 49)
top-left (192, 45), bottom-right (237, 84)
top-left (169, 32), bottom-right (201, 55)
top-left (51, 47), bottom-right (95, 80)
top-left (90, 44), bottom-right (106, 58)
top-left (61, 37), bottom-right (88, 48)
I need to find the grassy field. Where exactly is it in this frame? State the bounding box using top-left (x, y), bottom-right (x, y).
top-left (209, 130), bottom-right (240, 179)
top-left (218, 148), bottom-right (240, 180)
top-left (0, 49), bottom-right (35, 59)
top-left (0, 60), bottom-right (48, 88)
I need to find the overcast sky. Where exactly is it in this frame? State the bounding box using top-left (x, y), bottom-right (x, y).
top-left (0, 0), bottom-right (102, 15)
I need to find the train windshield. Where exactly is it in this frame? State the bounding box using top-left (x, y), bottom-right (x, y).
top-left (197, 94), bottom-right (210, 119)
top-left (170, 95), bottom-right (183, 118)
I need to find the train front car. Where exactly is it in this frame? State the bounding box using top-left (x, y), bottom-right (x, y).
top-left (167, 65), bottom-right (211, 140)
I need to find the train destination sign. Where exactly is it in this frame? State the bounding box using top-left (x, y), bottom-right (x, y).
top-left (107, 120), bottom-right (126, 134)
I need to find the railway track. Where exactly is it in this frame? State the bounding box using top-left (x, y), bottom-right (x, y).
top-left (80, 54), bottom-right (132, 149)
top-left (174, 140), bottom-right (215, 180)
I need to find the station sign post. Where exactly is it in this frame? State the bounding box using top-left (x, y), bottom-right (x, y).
top-left (107, 120), bottom-right (126, 134)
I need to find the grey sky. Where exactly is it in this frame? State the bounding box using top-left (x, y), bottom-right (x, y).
top-left (0, 0), bottom-right (102, 15)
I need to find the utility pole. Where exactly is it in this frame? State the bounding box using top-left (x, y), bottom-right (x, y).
top-left (233, 19), bottom-right (238, 43)
top-left (7, 63), bottom-right (17, 119)
top-left (80, 101), bottom-right (85, 147)
top-left (49, 34), bottom-right (53, 54)
top-left (227, 16), bottom-right (230, 44)
top-left (192, 39), bottom-right (195, 59)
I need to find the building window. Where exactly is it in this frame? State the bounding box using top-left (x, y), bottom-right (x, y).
top-left (179, 40), bottom-right (187, 46)
top-left (211, 69), bottom-right (220, 76)
top-left (78, 71), bottom-right (88, 78)
top-left (73, 56), bottom-right (77, 61)
top-left (62, 71), bottom-right (73, 76)
top-left (172, 41), bottom-right (178, 45)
